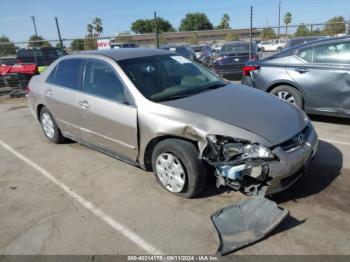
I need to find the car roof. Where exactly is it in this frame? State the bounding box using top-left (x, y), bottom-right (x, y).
top-left (289, 35), bottom-right (350, 50)
top-left (270, 35), bottom-right (350, 58)
top-left (82, 48), bottom-right (173, 61)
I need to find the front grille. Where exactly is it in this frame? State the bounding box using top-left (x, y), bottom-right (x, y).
top-left (279, 125), bottom-right (310, 152)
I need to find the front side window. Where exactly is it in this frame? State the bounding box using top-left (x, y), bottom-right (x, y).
top-left (297, 47), bottom-right (314, 63)
top-left (313, 42), bottom-right (350, 64)
top-left (46, 58), bottom-right (85, 90)
top-left (118, 54), bottom-right (225, 102)
top-left (83, 59), bottom-right (126, 103)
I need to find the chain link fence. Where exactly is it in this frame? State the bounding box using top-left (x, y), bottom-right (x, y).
top-left (1, 19), bottom-right (349, 97)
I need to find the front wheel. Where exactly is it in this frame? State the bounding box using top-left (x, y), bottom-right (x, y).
top-left (270, 85), bottom-right (303, 109)
top-left (151, 139), bottom-right (207, 198)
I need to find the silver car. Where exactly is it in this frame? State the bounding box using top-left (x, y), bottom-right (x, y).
top-left (28, 48), bottom-right (318, 198)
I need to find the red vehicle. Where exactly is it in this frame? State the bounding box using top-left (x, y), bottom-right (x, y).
top-left (0, 61), bottom-right (38, 96)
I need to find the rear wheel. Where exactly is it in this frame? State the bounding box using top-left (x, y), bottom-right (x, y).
top-left (152, 139), bottom-right (207, 198)
top-left (40, 107), bottom-right (65, 144)
top-left (270, 85), bottom-right (303, 109)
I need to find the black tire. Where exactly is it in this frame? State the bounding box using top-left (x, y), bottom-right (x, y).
top-left (151, 139), bottom-right (207, 198)
top-left (270, 85), bottom-right (304, 109)
top-left (40, 107), bottom-right (65, 144)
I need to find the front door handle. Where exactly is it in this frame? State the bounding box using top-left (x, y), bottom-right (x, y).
top-left (295, 68), bottom-right (309, 74)
top-left (44, 89), bottom-right (53, 96)
top-left (79, 100), bottom-right (90, 109)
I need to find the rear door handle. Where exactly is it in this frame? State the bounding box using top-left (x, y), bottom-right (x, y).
top-left (295, 68), bottom-right (309, 73)
top-left (79, 100), bottom-right (90, 109)
top-left (44, 89), bottom-right (53, 96)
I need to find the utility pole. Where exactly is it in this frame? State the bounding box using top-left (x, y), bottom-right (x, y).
top-left (154, 11), bottom-right (160, 48)
top-left (278, 0), bottom-right (281, 38)
top-left (250, 6), bottom-right (253, 59)
top-left (31, 16), bottom-right (38, 36)
top-left (55, 17), bottom-right (64, 50)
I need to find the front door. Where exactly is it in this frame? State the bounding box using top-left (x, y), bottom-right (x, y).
top-left (78, 58), bottom-right (138, 162)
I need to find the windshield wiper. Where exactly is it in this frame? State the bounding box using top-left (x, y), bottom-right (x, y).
top-left (153, 93), bottom-right (191, 102)
top-left (204, 82), bottom-right (227, 90)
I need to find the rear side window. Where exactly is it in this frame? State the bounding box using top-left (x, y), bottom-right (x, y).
top-left (313, 42), bottom-right (350, 64)
top-left (83, 59), bottom-right (125, 103)
top-left (46, 59), bottom-right (85, 90)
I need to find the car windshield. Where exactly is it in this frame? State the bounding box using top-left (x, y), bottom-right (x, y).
top-left (118, 54), bottom-right (226, 102)
top-left (221, 43), bottom-right (250, 53)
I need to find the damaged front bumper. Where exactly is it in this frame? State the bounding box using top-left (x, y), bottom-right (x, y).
top-left (266, 126), bottom-right (318, 194)
top-left (205, 124), bottom-right (318, 196)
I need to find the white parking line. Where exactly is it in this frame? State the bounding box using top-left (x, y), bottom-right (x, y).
top-left (320, 138), bottom-right (350, 147)
top-left (0, 139), bottom-right (163, 255)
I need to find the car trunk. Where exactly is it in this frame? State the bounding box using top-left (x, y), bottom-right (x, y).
top-left (215, 52), bottom-right (250, 71)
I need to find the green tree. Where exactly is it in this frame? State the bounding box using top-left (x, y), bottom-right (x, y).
top-left (188, 33), bottom-right (199, 44)
top-left (71, 39), bottom-right (84, 51)
top-left (55, 42), bottom-right (65, 49)
top-left (28, 35), bottom-right (52, 48)
top-left (92, 17), bottom-right (103, 37)
top-left (283, 12), bottom-right (292, 36)
top-left (84, 38), bottom-right (97, 50)
top-left (324, 16), bottom-right (346, 35)
top-left (309, 29), bottom-right (323, 36)
top-left (261, 27), bottom-right (276, 40)
top-left (225, 31), bottom-right (239, 41)
top-left (0, 35), bottom-right (16, 56)
top-left (179, 13), bottom-right (213, 31)
top-left (217, 14), bottom-right (231, 29)
top-left (131, 17), bottom-right (174, 34)
top-left (294, 24), bottom-right (310, 37)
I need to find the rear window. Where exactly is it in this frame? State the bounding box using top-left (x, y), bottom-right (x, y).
top-left (221, 43), bottom-right (250, 53)
top-left (46, 59), bottom-right (85, 90)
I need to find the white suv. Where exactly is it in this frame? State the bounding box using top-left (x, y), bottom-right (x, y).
top-left (258, 39), bottom-right (286, 52)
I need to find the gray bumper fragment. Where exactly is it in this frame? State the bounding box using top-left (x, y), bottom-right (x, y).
top-left (211, 196), bottom-right (289, 255)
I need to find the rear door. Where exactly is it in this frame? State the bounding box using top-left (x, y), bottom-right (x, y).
top-left (44, 58), bottom-right (85, 139)
top-left (78, 58), bottom-right (138, 162)
top-left (286, 41), bottom-right (350, 113)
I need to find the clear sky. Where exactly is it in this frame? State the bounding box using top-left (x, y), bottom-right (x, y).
top-left (0, 0), bottom-right (349, 42)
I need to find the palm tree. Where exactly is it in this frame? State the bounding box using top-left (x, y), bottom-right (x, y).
top-left (87, 24), bottom-right (94, 37)
top-left (93, 17), bottom-right (103, 37)
top-left (218, 14), bottom-right (231, 29)
top-left (284, 12), bottom-right (292, 36)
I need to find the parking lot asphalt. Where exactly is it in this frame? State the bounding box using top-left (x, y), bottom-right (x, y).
top-left (0, 98), bottom-right (350, 255)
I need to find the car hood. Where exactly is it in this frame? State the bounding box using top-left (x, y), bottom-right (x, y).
top-left (161, 84), bottom-right (307, 146)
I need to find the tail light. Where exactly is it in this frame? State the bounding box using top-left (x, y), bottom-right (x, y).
top-left (243, 65), bottom-right (259, 76)
top-left (250, 55), bottom-right (257, 60)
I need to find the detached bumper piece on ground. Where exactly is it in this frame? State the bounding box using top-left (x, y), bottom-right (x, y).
top-left (211, 196), bottom-right (289, 256)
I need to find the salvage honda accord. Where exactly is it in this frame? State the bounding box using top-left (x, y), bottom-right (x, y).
top-left (28, 48), bottom-right (318, 198)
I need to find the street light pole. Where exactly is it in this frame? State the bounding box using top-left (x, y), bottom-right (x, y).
top-left (154, 11), bottom-right (160, 48)
top-left (278, 0), bottom-right (281, 38)
top-left (31, 16), bottom-right (38, 36)
top-left (55, 17), bottom-right (64, 50)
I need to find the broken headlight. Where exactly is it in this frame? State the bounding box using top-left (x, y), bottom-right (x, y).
top-left (206, 135), bottom-right (275, 163)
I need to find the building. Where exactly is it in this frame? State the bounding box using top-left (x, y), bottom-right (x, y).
top-left (114, 29), bottom-right (262, 46)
